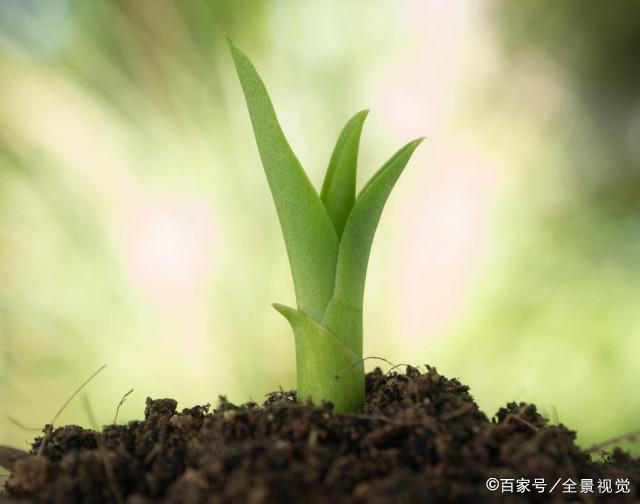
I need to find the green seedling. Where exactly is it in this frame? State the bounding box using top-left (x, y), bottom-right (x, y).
top-left (228, 39), bottom-right (423, 412)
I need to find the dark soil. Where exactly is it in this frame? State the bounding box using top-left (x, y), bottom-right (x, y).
top-left (1, 366), bottom-right (638, 503)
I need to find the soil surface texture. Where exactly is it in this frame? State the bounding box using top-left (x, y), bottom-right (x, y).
top-left (1, 365), bottom-right (638, 503)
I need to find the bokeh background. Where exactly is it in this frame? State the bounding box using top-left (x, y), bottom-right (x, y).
top-left (1, 0), bottom-right (639, 456)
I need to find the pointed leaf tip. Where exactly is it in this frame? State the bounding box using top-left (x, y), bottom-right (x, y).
top-left (225, 35), bottom-right (238, 53)
top-left (358, 136), bottom-right (424, 197)
top-left (272, 303), bottom-right (292, 318)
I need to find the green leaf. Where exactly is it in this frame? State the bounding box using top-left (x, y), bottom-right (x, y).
top-left (273, 303), bottom-right (364, 412)
top-left (323, 138), bottom-right (424, 353)
top-left (228, 39), bottom-right (339, 321)
top-left (320, 110), bottom-right (369, 237)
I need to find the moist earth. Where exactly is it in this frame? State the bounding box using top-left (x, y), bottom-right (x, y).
top-left (1, 366), bottom-right (638, 503)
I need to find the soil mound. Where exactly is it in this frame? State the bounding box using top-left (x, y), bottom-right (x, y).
top-left (1, 366), bottom-right (638, 502)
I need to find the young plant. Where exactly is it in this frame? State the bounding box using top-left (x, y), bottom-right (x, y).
top-left (228, 39), bottom-right (423, 412)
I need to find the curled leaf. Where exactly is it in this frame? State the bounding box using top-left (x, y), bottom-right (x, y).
top-left (323, 138), bottom-right (424, 353)
top-left (273, 303), bottom-right (364, 412)
top-left (321, 110), bottom-right (369, 237)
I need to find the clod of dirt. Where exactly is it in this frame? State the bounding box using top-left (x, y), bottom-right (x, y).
top-left (1, 366), bottom-right (638, 503)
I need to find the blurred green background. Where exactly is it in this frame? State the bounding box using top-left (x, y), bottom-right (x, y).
top-left (1, 0), bottom-right (638, 456)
